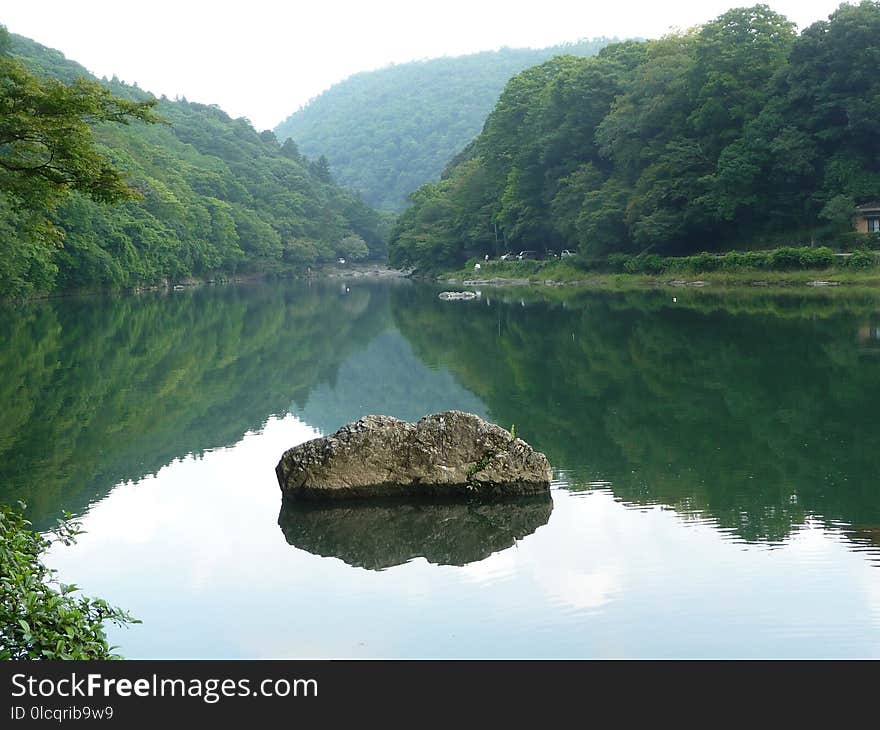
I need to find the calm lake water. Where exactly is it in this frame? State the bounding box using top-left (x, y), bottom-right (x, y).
top-left (3, 278), bottom-right (880, 658)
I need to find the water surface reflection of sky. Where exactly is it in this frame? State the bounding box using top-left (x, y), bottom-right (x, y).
top-left (46, 414), bottom-right (880, 659)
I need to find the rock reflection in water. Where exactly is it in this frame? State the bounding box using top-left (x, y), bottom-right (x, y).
top-left (278, 495), bottom-right (553, 570)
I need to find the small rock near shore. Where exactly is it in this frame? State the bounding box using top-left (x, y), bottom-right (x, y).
top-left (438, 290), bottom-right (478, 300)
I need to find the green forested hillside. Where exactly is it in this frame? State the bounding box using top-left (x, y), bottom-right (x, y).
top-left (389, 3), bottom-right (880, 271)
top-left (1, 28), bottom-right (388, 299)
top-left (274, 40), bottom-right (615, 212)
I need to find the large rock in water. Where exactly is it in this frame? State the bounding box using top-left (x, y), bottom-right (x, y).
top-left (275, 410), bottom-right (551, 500)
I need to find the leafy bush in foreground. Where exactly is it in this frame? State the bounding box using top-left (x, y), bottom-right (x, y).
top-left (0, 503), bottom-right (136, 659)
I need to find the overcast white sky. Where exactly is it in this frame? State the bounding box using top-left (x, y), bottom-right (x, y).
top-left (2, 0), bottom-right (848, 131)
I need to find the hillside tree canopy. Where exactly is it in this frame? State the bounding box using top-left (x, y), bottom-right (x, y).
top-left (0, 26), bottom-right (388, 298)
top-left (389, 3), bottom-right (880, 270)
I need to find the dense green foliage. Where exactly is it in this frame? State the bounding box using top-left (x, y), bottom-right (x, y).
top-left (1, 503), bottom-right (136, 659)
top-left (274, 40), bottom-right (615, 212)
top-left (462, 244), bottom-right (880, 276)
top-left (1, 27), bottom-right (388, 299)
top-left (603, 246), bottom-right (866, 273)
top-left (0, 45), bottom-right (158, 207)
top-left (390, 3), bottom-right (880, 271)
top-left (0, 26), bottom-right (161, 296)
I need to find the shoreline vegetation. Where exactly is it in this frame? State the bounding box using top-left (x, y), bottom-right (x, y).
top-left (9, 257), bottom-right (880, 304)
top-left (444, 268), bottom-right (880, 291)
top-left (437, 247), bottom-right (880, 291)
top-left (0, 263), bottom-right (411, 304)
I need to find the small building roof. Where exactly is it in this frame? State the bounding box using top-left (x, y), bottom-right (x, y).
top-left (856, 201), bottom-right (880, 213)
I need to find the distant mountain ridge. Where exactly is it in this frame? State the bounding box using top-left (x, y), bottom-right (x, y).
top-left (274, 39), bottom-right (617, 212)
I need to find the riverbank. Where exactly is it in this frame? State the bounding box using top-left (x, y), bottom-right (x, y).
top-left (439, 259), bottom-right (880, 291)
top-left (143, 263), bottom-right (410, 289)
top-left (1, 263), bottom-right (411, 303)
